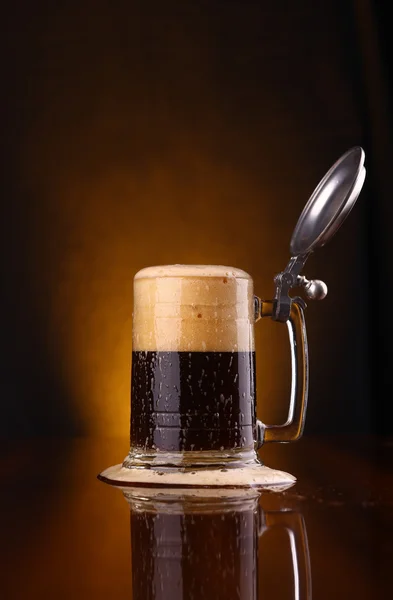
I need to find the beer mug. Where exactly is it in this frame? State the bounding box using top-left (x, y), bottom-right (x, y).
top-left (99, 147), bottom-right (366, 486)
top-left (123, 264), bottom-right (307, 471)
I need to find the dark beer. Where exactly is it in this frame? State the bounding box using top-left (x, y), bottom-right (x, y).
top-left (131, 350), bottom-right (256, 452)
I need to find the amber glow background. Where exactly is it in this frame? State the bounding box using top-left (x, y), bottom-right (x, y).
top-left (4, 0), bottom-right (388, 438)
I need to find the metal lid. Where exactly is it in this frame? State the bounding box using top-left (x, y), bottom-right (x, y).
top-left (290, 146), bottom-right (366, 256)
top-left (272, 147), bottom-right (366, 322)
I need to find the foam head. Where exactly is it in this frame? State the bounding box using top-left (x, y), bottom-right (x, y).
top-left (133, 264), bottom-right (255, 352)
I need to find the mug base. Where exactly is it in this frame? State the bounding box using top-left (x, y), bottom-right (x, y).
top-left (97, 460), bottom-right (296, 489)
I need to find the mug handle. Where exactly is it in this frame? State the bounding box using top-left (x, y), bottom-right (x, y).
top-left (258, 509), bottom-right (312, 600)
top-left (255, 298), bottom-right (309, 445)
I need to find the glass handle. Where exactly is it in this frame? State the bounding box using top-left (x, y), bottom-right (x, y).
top-left (254, 298), bottom-right (309, 445)
top-left (258, 509), bottom-right (312, 600)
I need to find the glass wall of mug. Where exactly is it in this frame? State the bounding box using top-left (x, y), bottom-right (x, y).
top-left (124, 265), bottom-right (258, 470)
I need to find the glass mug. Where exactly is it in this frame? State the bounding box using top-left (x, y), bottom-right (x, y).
top-left (123, 265), bottom-right (308, 470)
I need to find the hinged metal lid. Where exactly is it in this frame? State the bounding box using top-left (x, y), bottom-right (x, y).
top-left (273, 147), bottom-right (366, 322)
top-left (290, 146), bottom-right (366, 255)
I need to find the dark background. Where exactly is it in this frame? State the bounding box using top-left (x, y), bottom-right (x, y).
top-left (1, 0), bottom-right (392, 438)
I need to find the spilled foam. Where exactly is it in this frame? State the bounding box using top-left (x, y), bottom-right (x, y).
top-left (98, 462), bottom-right (296, 489)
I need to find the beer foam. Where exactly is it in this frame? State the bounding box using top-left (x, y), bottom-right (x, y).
top-left (135, 264), bottom-right (251, 279)
top-left (133, 264), bottom-right (255, 352)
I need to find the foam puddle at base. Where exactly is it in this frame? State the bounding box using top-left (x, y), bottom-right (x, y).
top-left (98, 462), bottom-right (296, 490)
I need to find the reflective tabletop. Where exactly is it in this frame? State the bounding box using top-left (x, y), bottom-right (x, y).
top-left (0, 436), bottom-right (391, 599)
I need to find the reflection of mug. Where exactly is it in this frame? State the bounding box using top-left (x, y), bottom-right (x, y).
top-left (125, 488), bottom-right (311, 600)
top-left (124, 265), bottom-right (308, 470)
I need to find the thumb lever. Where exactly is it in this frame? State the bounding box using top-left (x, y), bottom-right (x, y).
top-left (297, 276), bottom-right (328, 301)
